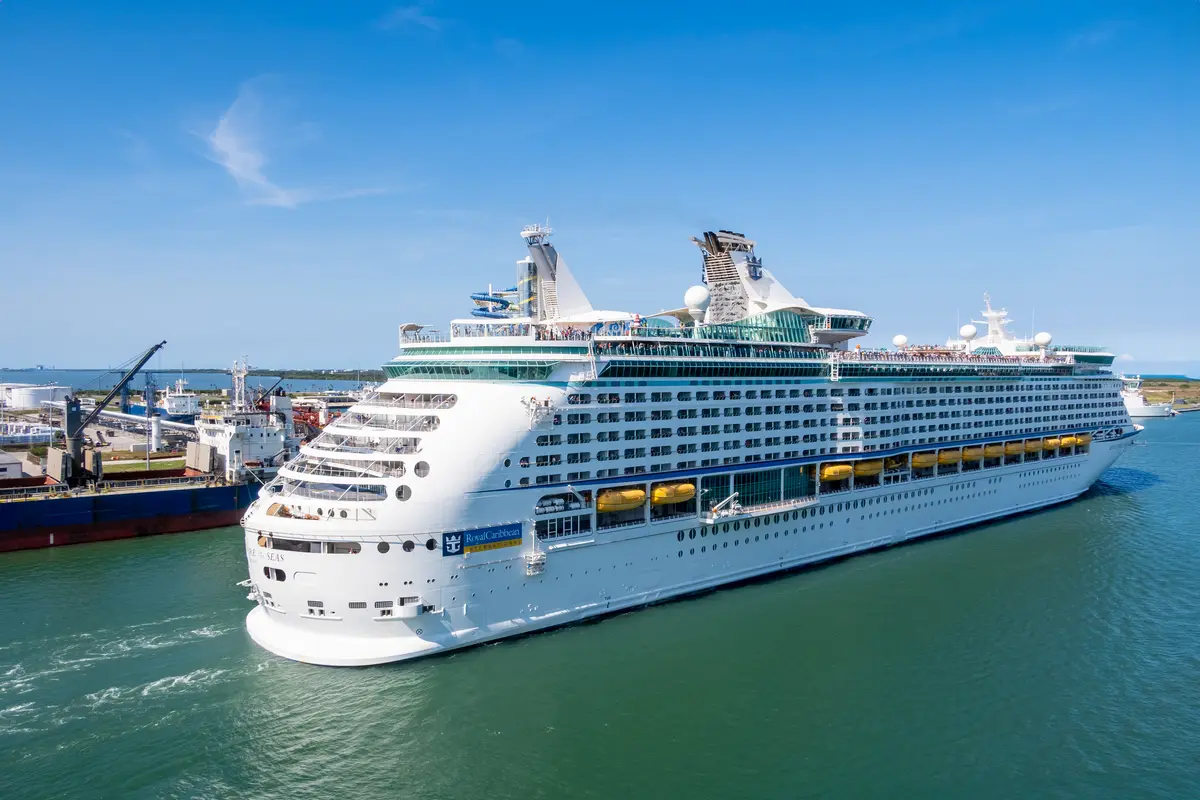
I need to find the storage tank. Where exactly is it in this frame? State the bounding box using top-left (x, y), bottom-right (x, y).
top-left (7, 385), bottom-right (70, 410)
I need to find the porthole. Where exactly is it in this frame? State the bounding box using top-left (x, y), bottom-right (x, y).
top-left (677, 531), bottom-right (684, 542)
top-left (504, 458), bottom-right (511, 468)
top-left (754, 518), bottom-right (761, 528)
top-left (415, 461), bottom-right (431, 478)
top-left (773, 514), bottom-right (780, 524)
top-left (377, 542), bottom-right (390, 554)
top-left (396, 485), bottom-right (412, 501)
top-left (317, 507), bottom-right (323, 515)
top-left (689, 529), bottom-right (696, 539)
top-left (426, 538), bottom-right (437, 551)
top-left (723, 523), bottom-right (730, 533)
top-left (734, 521), bottom-right (741, 531)
top-left (505, 480), bottom-right (511, 488)
top-left (402, 541), bottom-right (415, 552)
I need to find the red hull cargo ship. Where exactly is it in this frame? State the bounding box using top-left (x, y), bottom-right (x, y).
top-left (0, 469), bottom-right (258, 552)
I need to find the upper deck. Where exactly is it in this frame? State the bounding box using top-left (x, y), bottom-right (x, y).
top-left (388, 226), bottom-right (1113, 383)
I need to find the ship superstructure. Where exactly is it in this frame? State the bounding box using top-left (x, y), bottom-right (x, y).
top-left (241, 226), bottom-right (1139, 666)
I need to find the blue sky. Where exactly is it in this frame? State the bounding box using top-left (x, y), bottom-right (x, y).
top-left (1, 0), bottom-right (1196, 371)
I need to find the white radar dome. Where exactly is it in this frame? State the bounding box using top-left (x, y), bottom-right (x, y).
top-left (892, 334), bottom-right (908, 348)
top-left (959, 324), bottom-right (978, 341)
top-left (1034, 331), bottom-right (1053, 347)
top-left (684, 285), bottom-right (711, 312)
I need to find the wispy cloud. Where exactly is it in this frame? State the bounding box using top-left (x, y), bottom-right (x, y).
top-left (1116, 353), bottom-right (1135, 362)
top-left (378, 5), bottom-right (441, 31)
top-left (206, 81), bottom-right (384, 209)
top-left (207, 83), bottom-right (309, 207)
top-left (1068, 21), bottom-right (1122, 50)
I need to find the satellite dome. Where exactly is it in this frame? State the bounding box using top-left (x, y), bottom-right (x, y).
top-left (892, 334), bottom-right (908, 348)
top-left (1034, 331), bottom-right (1053, 347)
top-left (684, 285), bottom-right (711, 312)
top-left (959, 324), bottom-right (978, 341)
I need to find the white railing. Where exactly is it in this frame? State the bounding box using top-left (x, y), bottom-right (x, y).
top-left (401, 330), bottom-right (450, 344)
top-left (358, 393), bottom-right (457, 411)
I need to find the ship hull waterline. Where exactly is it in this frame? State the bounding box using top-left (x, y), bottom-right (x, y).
top-left (245, 435), bottom-right (1132, 667)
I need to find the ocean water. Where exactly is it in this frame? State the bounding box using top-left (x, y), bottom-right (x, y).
top-left (1, 417), bottom-right (1198, 799)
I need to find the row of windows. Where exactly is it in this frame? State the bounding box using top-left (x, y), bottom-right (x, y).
top-left (564, 381), bottom-right (1115, 406)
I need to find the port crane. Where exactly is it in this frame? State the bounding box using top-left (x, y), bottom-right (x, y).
top-left (62, 340), bottom-right (167, 485)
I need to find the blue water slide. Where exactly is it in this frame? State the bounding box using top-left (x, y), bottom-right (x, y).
top-left (469, 292), bottom-right (512, 308)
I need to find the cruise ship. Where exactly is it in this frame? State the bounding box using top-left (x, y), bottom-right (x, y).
top-left (241, 226), bottom-right (1139, 666)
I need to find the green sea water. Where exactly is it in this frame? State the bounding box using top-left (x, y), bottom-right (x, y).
top-left (2, 417), bottom-right (1198, 799)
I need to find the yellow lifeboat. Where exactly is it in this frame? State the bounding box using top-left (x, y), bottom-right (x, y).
top-left (884, 456), bottom-right (907, 470)
top-left (961, 446), bottom-right (984, 461)
top-left (651, 482), bottom-right (696, 505)
top-left (1060, 435), bottom-right (1079, 448)
top-left (1005, 441), bottom-right (1024, 456)
top-left (820, 464), bottom-right (853, 481)
top-left (937, 450), bottom-right (961, 465)
top-left (1024, 439), bottom-right (1042, 453)
top-left (1043, 437), bottom-right (1060, 450)
top-left (911, 452), bottom-right (937, 469)
top-left (1076, 433), bottom-right (1092, 446)
top-left (597, 488), bottom-right (646, 513)
top-left (854, 460), bottom-right (884, 477)
top-left (984, 444), bottom-right (1005, 458)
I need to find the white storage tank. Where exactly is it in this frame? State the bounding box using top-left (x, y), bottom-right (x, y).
top-left (6, 385), bottom-right (71, 410)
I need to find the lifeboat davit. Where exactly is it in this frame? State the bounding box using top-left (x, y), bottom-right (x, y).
top-left (884, 456), bottom-right (907, 470)
top-left (820, 464), bottom-right (853, 481)
top-left (854, 460), bottom-right (884, 477)
top-left (984, 444), bottom-right (1005, 458)
top-left (597, 488), bottom-right (646, 512)
top-left (1004, 441), bottom-right (1024, 456)
top-left (937, 449), bottom-right (960, 465)
top-left (1043, 437), bottom-right (1061, 450)
top-left (651, 482), bottom-right (696, 505)
top-left (1024, 439), bottom-right (1042, 453)
top-left (961, 446), bottom-right (984, 461)
top-left (911, 452), bottom-right (937, 469)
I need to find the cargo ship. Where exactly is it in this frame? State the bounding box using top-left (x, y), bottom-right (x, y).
top-left (0, 474), bottom-right (258, 552)
top-left (0, 357), bottom-right (301, 553)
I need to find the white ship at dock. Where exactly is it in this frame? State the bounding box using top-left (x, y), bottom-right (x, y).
top-left (241, 226), bottom-right (1139, 666)
top-left (1119, 375), bottom-right (1174, 418)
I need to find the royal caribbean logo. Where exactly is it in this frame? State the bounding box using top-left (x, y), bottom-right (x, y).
top-left (442, 523), bottom-right (522, 556)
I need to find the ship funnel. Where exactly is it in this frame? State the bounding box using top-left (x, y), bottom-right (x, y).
top-left (519, 224), bottom-right (593, 320)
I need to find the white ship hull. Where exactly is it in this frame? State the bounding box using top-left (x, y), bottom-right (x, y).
top-left (1124, 401), bottom-right (1172, 418)
top-left (245, 434), bottom-right (1133, 666)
